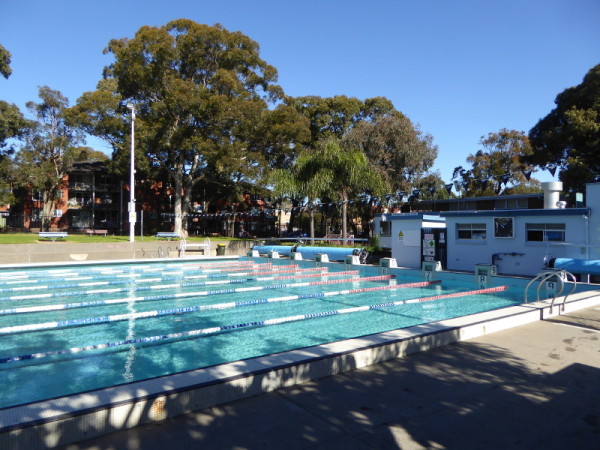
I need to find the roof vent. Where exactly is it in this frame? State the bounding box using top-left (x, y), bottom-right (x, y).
top-left (541, 181), bottom-right (563, 209)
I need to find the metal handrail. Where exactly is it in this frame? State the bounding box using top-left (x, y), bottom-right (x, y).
top-left (524, 269), bottom-right (577, 313)
top-left (552, 270), bottom-right (577, 313)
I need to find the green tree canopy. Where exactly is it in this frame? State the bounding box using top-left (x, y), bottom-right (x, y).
top-left (285, 95), bottom-right (397, 145)
top-left (81, 19), bottom-right (305, 234)
top-left (0, 44), bottom-right (12, 79)
top-left (527, 64), bottom-right (600, 193)
top-left (15, 87), bottom-right (82, 230)
top-left (0, 101), bottom-right (32, 154)
top-left (342, 114), bottom-right (438, 192)
top-left (452, 129), bottom-right (539, 197)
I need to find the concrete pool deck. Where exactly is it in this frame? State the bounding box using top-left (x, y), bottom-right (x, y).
top-left (60, 305), bottom-right (600, 449)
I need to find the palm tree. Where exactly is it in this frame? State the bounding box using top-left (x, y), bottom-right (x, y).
top-left (271, 139), bottom-right (388, 239)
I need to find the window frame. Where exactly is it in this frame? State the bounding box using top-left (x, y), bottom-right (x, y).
top-left (456, 223), bottom-right (487, 240)
top-left (380, 221), bottom-right (392, 237)
top-left (494, 217), bottom-right (514, 238)
top-left (525, 223), bottom-right (566, 242)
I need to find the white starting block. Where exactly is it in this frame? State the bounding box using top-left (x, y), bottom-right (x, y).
top-left (474, 264), bottom-right (497, 288)
top-left (380, 258), bottom-right (398, 274)
top-left (345, 254), bottom-right (361, 270)
top-left (422, 261), bottom-right (442, 281)
top-left (315, 253), bottom-right (329, 267)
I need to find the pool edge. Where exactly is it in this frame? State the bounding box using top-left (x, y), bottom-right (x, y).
top-left (1, 290), bottom-right (599, 449)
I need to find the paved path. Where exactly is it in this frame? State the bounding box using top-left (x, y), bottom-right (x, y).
top-left (63, 306), bottom-right (600, 449)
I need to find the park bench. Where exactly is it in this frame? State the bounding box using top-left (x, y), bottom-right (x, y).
top-left (156, 232), bottom-right (181, 240)
top-left (180, 238), bottom-right (211, 256)
top-left (39, 232), bottom-right (68, 241)
top-left (85, 229), bottom-right (108, 237)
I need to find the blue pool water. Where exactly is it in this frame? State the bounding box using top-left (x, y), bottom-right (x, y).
top-left (0, 258), bottom-right (525, 409)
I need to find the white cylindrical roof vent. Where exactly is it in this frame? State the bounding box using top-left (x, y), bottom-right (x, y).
top-left (542, 181), bottom-right (563, 209)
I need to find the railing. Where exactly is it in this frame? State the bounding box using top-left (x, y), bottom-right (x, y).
top-left (267, 237), bottom-right (368, 246)
top-left (524, 269), bottom-right (577, 313)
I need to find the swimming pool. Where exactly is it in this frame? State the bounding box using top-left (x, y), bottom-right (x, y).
top-left (0, 257), bottom-right (531, 410)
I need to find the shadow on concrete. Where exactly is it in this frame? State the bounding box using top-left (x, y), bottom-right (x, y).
top-left (57, 324), bottom-right (600, 449)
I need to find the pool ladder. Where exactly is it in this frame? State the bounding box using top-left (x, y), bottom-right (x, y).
top-left (524, 269), bottom-right (576, 313)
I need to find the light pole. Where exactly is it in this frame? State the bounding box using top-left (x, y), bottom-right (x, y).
top-left (126, 103), bottom-right (136, 243)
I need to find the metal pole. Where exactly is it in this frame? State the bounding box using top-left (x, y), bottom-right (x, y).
top-left (127, 104), bottom-right (136, 243)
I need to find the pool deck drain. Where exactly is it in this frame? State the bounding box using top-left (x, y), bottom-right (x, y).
top-left (1, 290), bottom-right (599, 449)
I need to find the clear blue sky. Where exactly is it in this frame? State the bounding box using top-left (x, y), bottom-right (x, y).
top-left (1, 0), bottom-right (599, 184)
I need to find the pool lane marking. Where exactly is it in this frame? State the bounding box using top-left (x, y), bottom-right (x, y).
top-left (0, 260), bottom-right (272, 282)
top-left (0, 265), bottom-right (318, 295)
top-left (0, 285), bottom-right (507, 364)
top-left (0, 262), bottom-right (275, 287)
top-left (0, 275), bottom-right (397, 331)
top-left (0, 267), bottom-right (331, 301)
top-left (0, 273), bottom-right (384, 318)
top-left (0, 264), bottom-right (308, 296)
top-left (0, 270), bottom-right (361, 308)
top-left (0, 279), bottom-right (436, 338)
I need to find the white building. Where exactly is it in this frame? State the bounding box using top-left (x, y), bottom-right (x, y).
top-left (376, 213), bottom-right (446, 269)
top-left (374, 182), bottom-right (600, 278)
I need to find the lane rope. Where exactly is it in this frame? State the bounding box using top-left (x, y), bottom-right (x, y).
top-left (0, 274), bottom-right (391, 321)
top-left (0, 270), bottom-right (360, 314)
top-left (0, 266), bottom-right (328, 301)
top-left (0, 285), bottom-right (507, 364)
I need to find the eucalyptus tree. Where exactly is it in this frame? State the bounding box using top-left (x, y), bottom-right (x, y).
top-left (452, 129), bottom-right (539, 197)
top-left (0, 44), bottom-right (11, 79)
top-left (0, 43), bottom-right (30, 195)
top-left (92, 19), bottom-right (303, 235)
top-left (342, 114), bottom-right (438, 193)
top-left (0, 99), bottom-right (32, 206)
top-left (286, 95), bottom-right (396, 145)
top-left (527, 64), bottom-right (600, 194)
top-left (15, 87), bottom-right (82, 230)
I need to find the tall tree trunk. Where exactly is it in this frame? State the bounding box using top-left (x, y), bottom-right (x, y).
top-left (173, 174), bottom-right (184, 235)
top-left (309, 206), bottom-right (315, 239)
top-left (41, 190), bottom-right (56, 231)
top-left (341, 191), bottom-right (349, 239)
top-left (341, 201), bottom-right (348, 239)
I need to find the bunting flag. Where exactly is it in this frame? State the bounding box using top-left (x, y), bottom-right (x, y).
top-left (444, 183), bottom-right (453, 195)
top-left (524, 170), bottom-right (532, 181)
top-left (461, 181), bottom-right (470, 191)
top-left (481, 179), bottom-right (489, 190)
top-left (412, 189), bottom-right (420, 197)
top-left (547, 164), bottom-right (557, 177)
top-left (428, 186), bottom-right (436, 195)
top-left (500, 174), bottom-right (510, 185)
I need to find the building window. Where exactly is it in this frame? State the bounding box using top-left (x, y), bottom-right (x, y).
top-left (494, 217), bottom-right (514, 238)
top-left (380, 221), bottom-right (391, 237)
top-left (526, 223), bottom-right (565, 242)
top-left (495, 198), bottom-right (528, 209)
top-left (457, 223), bottom-right (486, 240)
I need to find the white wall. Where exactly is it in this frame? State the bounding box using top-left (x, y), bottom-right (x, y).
top-left (376, 214), bottom-right (444, 269)
top-left (445, 213), bottom-right (588, 276)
